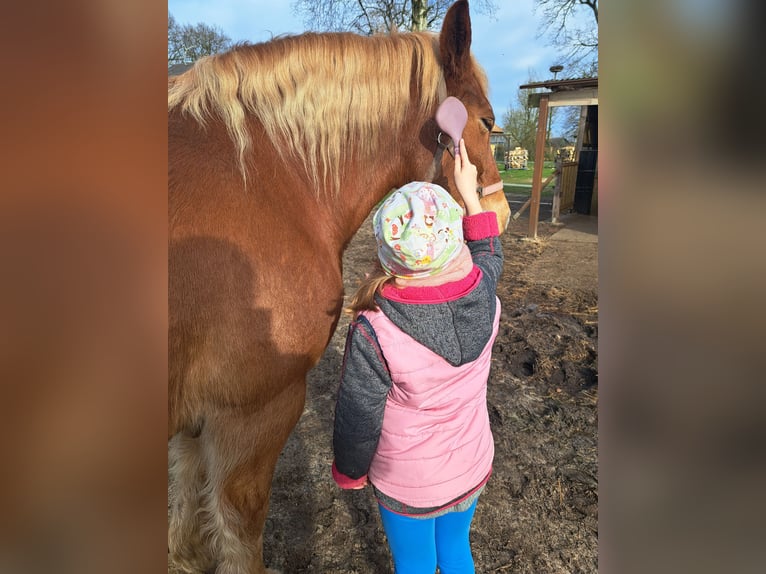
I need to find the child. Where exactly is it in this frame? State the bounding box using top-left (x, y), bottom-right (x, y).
top-left (332, 139), bottom-right (504, 574)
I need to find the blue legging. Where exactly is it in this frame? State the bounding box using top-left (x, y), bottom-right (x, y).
top-left (378, 499), bottom-right (478, 574)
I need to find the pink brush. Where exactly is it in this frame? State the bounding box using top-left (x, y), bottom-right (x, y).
top-left (435, 96), bottom-right (468, 156)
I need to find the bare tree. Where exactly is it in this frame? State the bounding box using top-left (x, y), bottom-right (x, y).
top-left (502, 82), bottom-right (542, 162)
top-left (168, 14), bottom-right (184, 65)
top-left (291, 0), bottom-right (496, 35)
top-left (168, 13), bottom-right (232, 67)
top-left (535, 0), bottom-right (598, 70)
top-left (560, 104), bottom-right (582, 141)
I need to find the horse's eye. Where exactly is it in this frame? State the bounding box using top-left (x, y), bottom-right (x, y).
top-left (481, 117), bottom-right (494, 131)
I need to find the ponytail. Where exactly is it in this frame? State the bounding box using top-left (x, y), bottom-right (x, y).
top-left (344, 265), bottom-right (393, 317)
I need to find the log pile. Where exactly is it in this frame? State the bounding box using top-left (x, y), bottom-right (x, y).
top-left (504, 147), bottom-right (528, 170)
top-left (556, 146), bottom-right (575, 162)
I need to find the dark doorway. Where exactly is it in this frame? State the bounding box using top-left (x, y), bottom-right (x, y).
top-left (574, 105), bottom-right (598, 214)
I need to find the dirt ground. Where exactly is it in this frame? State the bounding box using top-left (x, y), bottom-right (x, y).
top-left (262, 207), bottom-right (599, 573)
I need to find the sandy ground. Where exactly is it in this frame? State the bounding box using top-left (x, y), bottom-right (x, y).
top-left (259, 208), bottom-right (599, 573)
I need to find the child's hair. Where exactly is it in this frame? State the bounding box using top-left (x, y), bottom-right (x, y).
top-left (344, 263), bottom-right (394, 317)
top-left (346, 181), bottom-right (465, 317)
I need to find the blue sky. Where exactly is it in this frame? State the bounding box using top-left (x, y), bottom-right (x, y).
top-left (168, 0), bottom-right (586, 135)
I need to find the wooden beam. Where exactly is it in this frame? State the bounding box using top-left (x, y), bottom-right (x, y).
top-left (552, 160), bottom-right (562, 223)
top-left (528, 94), bottom-right (549, 239)
top-left (548, 88), bottom-right (598, 107)
top-left (574, 106), bottom-right (588, 163)
top-left (528, 88), bottom-right (598, 108)
top-left (512, 197), bottom-right (531, 220)
top-left (513, 169), bottom-right (558, 221)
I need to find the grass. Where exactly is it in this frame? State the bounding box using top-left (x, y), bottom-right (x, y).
top-left (497, 161), bottom-right (557, 196)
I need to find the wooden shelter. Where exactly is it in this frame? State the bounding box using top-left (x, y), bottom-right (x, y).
top-left (519, 77), bottom-right (598, 238)
top-left (168, 63), bottom-right (193, 76)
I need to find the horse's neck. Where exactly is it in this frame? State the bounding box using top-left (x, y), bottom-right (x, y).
top-left (332, 161), bottom-right (436, 249)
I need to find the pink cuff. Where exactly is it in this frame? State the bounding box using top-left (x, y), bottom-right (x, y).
top-left (463, 211), bottom-right (499, 241)
top-left (332, 461), bottom-right (368, 489)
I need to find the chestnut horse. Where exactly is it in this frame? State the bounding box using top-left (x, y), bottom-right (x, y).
top-left (168, 1), bottom-right (510, 572)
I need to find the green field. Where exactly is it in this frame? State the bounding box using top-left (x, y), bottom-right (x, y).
top-left (496, 161), bottom-right (556, 197)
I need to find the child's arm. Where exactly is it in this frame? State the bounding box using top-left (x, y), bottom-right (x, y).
top-left (454, 138), bottom-right (504, 287)
top-left (463, 211), bottom-right (504, 289)
top-left (332, 315), bottom-right (392, 488)
top-left (453, 138), bottom-right (483, 216)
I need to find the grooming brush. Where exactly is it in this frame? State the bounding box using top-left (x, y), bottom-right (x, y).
top-left (435, 96), bottom-right (468, 156)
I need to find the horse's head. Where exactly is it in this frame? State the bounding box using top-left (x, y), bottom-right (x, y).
top-left (434, 0), bottom-right (510, 231)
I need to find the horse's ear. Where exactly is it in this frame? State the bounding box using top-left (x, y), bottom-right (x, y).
top-left (440, 0), bottom-right (472, 82)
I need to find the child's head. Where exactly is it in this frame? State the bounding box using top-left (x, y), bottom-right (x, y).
top-left (373, 181), bottom-right (464, 279)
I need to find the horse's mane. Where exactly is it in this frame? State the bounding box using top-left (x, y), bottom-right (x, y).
top-left (168, 32), bottom-right (450, 195)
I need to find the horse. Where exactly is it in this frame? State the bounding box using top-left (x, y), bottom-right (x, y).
top-left (168, 1), bottom-right (510, 572)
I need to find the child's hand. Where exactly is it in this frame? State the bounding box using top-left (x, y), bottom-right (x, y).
top-left (453, 139), bottom-right (483, 215)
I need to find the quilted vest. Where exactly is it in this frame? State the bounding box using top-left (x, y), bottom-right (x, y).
top-left (362, 299), bottom-right (500, 508)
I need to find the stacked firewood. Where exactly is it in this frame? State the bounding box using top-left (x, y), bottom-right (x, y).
top-left (555, 146), bottom-right (575, 162)
top-left (504, 147), bottom-right (528, 170)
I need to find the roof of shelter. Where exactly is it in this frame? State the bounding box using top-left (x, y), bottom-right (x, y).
top-left (519, 77), bottom-right (598, 92)
top-left (521, 77), bottom-right (598, 108)
top-left (168, 63), bottom-right (194, 76)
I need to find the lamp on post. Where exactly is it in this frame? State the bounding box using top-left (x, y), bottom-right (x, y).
top-left (547, 65), bottom-right (564, 160)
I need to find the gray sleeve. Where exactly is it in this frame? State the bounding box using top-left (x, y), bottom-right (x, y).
top-left (468, 234), bottom-right (504, 292)
top-left (332, 316), bottom-right (392, 480)
top-left (463, 212), bottom-right (504, 293)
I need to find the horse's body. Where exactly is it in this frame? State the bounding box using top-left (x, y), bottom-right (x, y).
top-left (168, 2), bottom-right (510, 572)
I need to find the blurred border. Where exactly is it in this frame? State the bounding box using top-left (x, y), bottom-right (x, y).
top-left (2, 1), bottom-right (765, 573)
top-left (602, 1), bottom-right (766, 572)
top-left (1, 1), bottom-right (167, 572)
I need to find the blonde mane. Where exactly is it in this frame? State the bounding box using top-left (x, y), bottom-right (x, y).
top-left (168, 32), bottom-right (449, 194)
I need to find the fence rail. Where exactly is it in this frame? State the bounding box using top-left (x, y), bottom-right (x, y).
top-left (507, 160), bottom-right (581, 223)
top-left (511, 168), bottom-right (560, 221)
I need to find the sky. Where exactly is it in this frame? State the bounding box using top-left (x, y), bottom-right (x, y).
top-left (168, 0), bottom-right (590, 135)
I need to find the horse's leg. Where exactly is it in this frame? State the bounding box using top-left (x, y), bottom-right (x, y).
top-left (168, 432), bottom-right (216, 573)
top-left (200, 379), bottom-right (306, 574)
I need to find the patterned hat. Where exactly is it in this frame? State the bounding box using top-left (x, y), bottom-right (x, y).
top-left (373, 181), bottom-right (464, 278)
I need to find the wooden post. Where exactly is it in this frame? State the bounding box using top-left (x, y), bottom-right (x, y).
top-left (528, 94), bottom-right (549, 239)
top-left (574, 105), bottom-right (588, 163)
top-left (551, 157), bottom-right (562, 223)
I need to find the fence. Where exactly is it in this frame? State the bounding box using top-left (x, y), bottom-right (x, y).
top-left (511, 160), bottom-right (579, 223)
top-left (556, 161), bottom-right (579, 216)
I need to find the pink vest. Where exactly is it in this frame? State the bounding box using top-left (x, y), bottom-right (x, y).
top-left (362, 298), bottom-right (500, 508)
